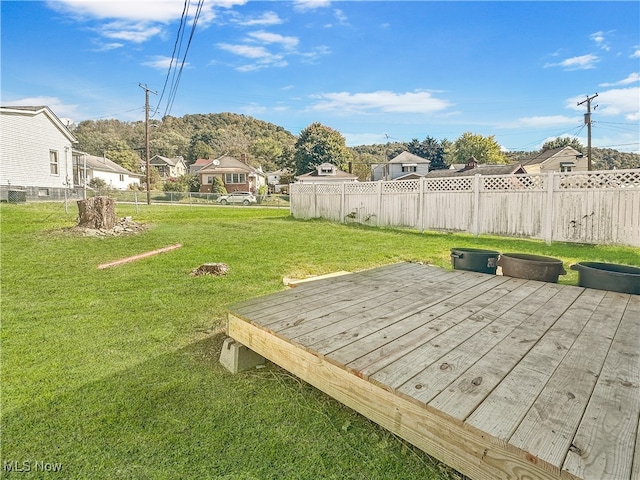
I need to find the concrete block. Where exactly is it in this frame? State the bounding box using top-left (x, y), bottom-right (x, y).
top-left (219, 337), bottom-right (265, 373)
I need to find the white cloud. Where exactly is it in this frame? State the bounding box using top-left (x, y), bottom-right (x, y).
top-left (310, 90), bottom-right (452, 114)
top-left (293, 0), bottom-right (332, 12)
top-left (99, 21), bottom-right (162, 43)
top-left (47, 0), bottom-right (245, 22)
top-left (46, 0), bottom-right (247, 45)
top-left (237, 12), bottom-right (283, 26)
top-left (334, 9), bottom-right (348, 25)
top-left (512, 115), bottom-right (579, 128)
top-left (218, 43), bottom-right (271, 59)
top-left (590, 30), bottom-right (611, 51)
top-left (567, 87), bottom-right (640, 120)
top-left (217, 43), bottom-right (287, 71)
top-left (630, 49), bottom-right (640, 59)
top-left (298, 45), bottom-right (331, 63)
top-left (600, 73), bottom-right (640, 87)
top-left (247, 31), bottom-right (299, 49)
top-left (595, 87), bottom-right (640, 120)
top-left (142, 56), bottom-right (186, 70)
top-left (545, 54), bottom-right (599, 70)
top-left (3, 96), bottom-right (79, 120)
top-left (93, 42), bottom-right (125, 52)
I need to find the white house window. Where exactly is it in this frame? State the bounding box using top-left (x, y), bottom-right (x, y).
top-left (402, 164), bottom-right (417, 173)
top-left (50, 150), bottom-right (59, 175)
top-left (206, 176), bottom-right (214, 184)
top-left (319, 166), bottom-right (334, 175)
top-left (560, 162), bottom-right (575, 173)
top-left (119, 174), bottom-right (125, 182)
top-left (38, 188), bottom-right (50, 197)
top-left (225, 173), bottom-right (246, 184)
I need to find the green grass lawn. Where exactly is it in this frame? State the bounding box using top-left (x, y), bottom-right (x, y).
top-left (1, 202), bottom-right (638, 479)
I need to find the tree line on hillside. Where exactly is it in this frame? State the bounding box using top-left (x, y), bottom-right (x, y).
top-left (71, 112), bottom-right (640, 189)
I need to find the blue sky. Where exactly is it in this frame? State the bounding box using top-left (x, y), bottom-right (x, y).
top-left (2, 1), bottom-right (639, 152)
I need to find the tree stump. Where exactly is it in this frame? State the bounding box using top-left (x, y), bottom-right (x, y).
top-left (77, 196), bottom-right (117, 230)
top-left (191, 263), bottom-right (230, 276)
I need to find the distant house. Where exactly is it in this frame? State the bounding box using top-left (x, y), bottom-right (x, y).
top-left (295, 162), bottom-right (358, 184)
top-left (72, 151), bottom-right (142, 190)
top-left (0, 105), bottom-right (78, 201)
top-left (266, 168), bottom-right (292, 193)
top-left (425, 157), bottom-right (527, 178)
top-left (189, 158), bottom-right (211, 175)
top-left (520, 146), bottom-right (587, 174)
top-left (150, 155), bottom-right (187, 178)
top-left (372, 152), bottom-right (430, 181)
top-left (197, 154), bottom-right (266, 193)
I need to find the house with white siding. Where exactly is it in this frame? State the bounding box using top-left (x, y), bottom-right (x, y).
top-left (0, 105), bottom-right (78, 201)
top-left (149, 155), bottom-right (187, 178)
top-left (72, 151), bottom-right (142, 190)
top-left (295, 162), bottom-right (358, 184)
top-left (371, 151), bottom-right (430, 181)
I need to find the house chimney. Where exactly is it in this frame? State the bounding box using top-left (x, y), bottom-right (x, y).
top-left (465, 157), bottom-right (478, 170)
top-left (241, 153), bottom-right (247, 163)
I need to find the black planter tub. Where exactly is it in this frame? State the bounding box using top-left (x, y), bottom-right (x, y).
top-left (450, 248), bottom-right (499, 274)
top-left (570, 262), bottom-right (640, 294)
top-left (497, 253), bottom-right (566, 283)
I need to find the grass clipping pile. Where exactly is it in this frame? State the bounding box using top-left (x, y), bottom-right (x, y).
top-left (72, 196), bottom-right (146, 237)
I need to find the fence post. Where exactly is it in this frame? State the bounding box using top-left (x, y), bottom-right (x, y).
top-left (341, 182), bottom-right (346, 222)
top-left (419, 177), bottom-right (425, 232)
top-left (544, 171), bottom-right (555, 244)
top-left (472, 174), bottom-right (481, 236)
top-left (313, 183), bottom-right (318, 219)
top-left (377, 181), bottom-right (383, 227)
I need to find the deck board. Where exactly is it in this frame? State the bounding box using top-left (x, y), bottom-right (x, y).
top-left (226, 262), bottom-right (639, 480)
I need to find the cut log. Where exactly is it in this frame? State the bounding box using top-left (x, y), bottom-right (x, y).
top-left (77, 196), bottom-right (116, 230)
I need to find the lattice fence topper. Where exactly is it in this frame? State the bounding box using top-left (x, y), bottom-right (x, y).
top-left (292, 184), bottom-right (315, 195)
top-left (315, 183), bottom-right (343, 194)
top-left (482, 173), bottom-right (547, 191)
top-left (346, 182), bottom-right (378, 194)
top-left (424, 177), bottom-right (474, 192)
top-left (558, 169), bottom-right (640, 189)
top-left (382, 179), bottom-right (420, 193)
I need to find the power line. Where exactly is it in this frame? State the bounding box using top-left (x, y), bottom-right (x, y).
top-left (152, 0), bottom-right (190, 118)
top-left (165, 0), bottom-right (205, 117)
top-left (93, 106), bottom-right (145, 120)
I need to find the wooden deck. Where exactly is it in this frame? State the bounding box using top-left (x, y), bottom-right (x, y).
top-left (226, 262), bottom-right (640, 480)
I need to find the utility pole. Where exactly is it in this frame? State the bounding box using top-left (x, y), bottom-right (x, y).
top-left (577, 93), bottom-right (598, 171)
top-left (139, 83), bottom-right (157, 204)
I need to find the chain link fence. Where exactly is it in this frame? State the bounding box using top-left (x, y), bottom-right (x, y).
top-left (87, 190), bottom-right (291, 208)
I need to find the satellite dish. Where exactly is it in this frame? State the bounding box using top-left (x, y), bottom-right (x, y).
top-left (213, 159), bottom-right (220, 166)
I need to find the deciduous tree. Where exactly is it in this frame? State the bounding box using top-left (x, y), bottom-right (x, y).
top-left (541, 137), bottom-right (584, 153)
top-left (294, 122), bottom-right (353, 174)
top-left (453, 132), bottom-right (507, 164)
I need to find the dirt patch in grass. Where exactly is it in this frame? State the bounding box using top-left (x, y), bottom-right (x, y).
top-left (57, 216), bottom-right (148, 237)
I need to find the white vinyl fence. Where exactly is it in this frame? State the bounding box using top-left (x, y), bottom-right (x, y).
top-left (290, 169), bottom-right (640, 247)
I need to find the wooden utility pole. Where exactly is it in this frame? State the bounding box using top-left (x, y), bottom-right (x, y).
top-left (139, 83), bottom-right (157, 204)
top-left (577, 93), bottom-right (598, 171)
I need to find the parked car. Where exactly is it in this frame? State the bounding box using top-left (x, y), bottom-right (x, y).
top-left (218, 191), bottom-right (257, 205)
